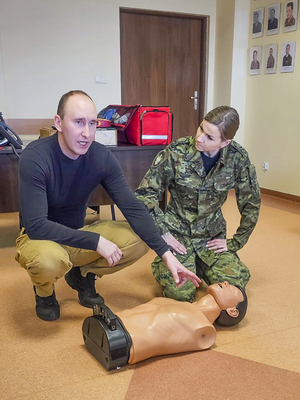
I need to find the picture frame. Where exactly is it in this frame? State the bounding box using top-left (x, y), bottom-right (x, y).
top-left (249, 46), bottom-right (262, 75)
top-left (252, 8), bottom-right (264, 38)
top-left (283, 1), bottom-right (298, 32)
top-left (280, 41), bottom-right (296, 73)
top-left (266, 4), bottom-right (281, 35)
top-left (265, 44), bottom-right (278, 74)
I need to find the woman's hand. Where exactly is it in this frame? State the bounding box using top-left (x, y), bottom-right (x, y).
top-left (206, 238), bottom-right (228, 253)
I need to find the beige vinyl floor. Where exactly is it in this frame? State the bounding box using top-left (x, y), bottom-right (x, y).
top-left (0, 192), bottom-right (299, 399)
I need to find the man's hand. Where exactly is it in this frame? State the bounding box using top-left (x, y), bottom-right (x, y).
top-left (96, 236), bottom-right (123, 267)
top-left (162, 232), bottom-right (187, 255)
top-left (161, 250), bottom-right (201, 288)
top-left (206, 238), bottom-right (228, 253)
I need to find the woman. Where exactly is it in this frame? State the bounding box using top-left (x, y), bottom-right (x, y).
top-left (135, 106), bottom-right (261, 302)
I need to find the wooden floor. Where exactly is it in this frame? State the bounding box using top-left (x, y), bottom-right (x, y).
top-left (0, 193), bottom-right (299, 399)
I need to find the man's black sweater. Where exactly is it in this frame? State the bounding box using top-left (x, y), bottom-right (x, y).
top-left (18, 133), bottom-right (169, 257)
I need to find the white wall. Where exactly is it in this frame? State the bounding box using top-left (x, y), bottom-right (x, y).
top-left (0, 0), bottom-right (217, 119)
top-left (0, 28), bottom-right (7, 117)
top-left (213, 0), bottom-right (250, 147)
top-left (244, 0), bottom-right (300, 196)
top-left (214, 0), bottom-right (235, 107)
top-left (230, 0), bottom-right (250, 146)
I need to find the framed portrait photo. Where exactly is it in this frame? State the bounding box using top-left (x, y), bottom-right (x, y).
top-left (265, 44), bottom-right (278, 74)
top-left (267, 4), bottom-right (280, 35)
top-left (281, 41), bottom-right (296, 73)
top-left (283, 1), bottom-right (298, 32)
top-left (252, 8), bottom-right (264, 38)
top-left (249, 46), bottom-right (262, 75)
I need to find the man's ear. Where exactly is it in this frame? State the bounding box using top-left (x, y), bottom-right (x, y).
top-left (54, 115), bottom-right (62, 132)
top-left (226, 307), bottom-right (239, 318)
top-left (220, 139), bottom-right (231, 149)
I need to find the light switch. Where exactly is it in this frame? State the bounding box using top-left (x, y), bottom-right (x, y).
top-left (95, 76), bottom-right (107, 84)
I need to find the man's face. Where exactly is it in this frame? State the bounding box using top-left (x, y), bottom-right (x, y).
top-left (206, 281), bottom-right (244, 310)
top-left (270, 9), bottom-right (275, 19)
top-left (253, 51), bottom-right (258, 61)
top-left (195, 120), bottom-right (230, 157)
top-left (269, 48), bottom-right (273, 56)
top-left (254, 13), bottom-right (258, 23)
top-left (286, 45), bottom-right (290, 55)
top-left (54, 94), bottom-right (97, 159)
top-left (286, 6), bottom-right (293, 19)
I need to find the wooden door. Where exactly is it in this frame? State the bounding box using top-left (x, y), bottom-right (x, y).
top-left (120, 9), bottom-right (207, 141)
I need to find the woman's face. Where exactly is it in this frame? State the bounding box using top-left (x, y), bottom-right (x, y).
top-left (195, 120), bottom-right (230, 157)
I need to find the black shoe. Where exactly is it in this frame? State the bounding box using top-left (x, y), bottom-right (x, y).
top-left (65, 267), bottom-right (104, 308)
top-left (34, 287), bottom-right (60, 321)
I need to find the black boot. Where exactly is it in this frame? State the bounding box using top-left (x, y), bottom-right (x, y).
top-left (64, 267), bottom-right (104, 308)
top-left (34, 286), bottom-right (60, 321)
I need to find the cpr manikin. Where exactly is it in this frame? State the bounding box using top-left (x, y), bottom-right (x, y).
top-left (82, 282), bottom-right (247, 370)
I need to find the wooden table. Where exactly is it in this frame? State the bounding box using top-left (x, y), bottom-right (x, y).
top-left (0, 143), bottom-right (165, 213)
top-left (0, 146), bottom-right (22, 213)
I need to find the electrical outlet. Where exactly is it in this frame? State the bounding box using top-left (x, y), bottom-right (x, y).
top-left (262, 162), bottom-right (269, 171)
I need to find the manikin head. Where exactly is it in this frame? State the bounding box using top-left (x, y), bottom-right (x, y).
top-left (206, 282), bottom-right (248, 327)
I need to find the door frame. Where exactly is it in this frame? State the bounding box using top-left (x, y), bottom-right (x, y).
top-left (119, 7), bottom-right (208, 124)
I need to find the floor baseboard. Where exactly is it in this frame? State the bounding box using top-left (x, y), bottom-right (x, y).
top-left (260, 188), bottom-right (300, 203)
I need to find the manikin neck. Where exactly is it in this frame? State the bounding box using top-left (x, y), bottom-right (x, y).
top-left (192, 294), bottom-right (222, 324)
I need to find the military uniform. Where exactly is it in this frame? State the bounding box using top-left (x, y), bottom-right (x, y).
top-left (267, 55), bottom-right (275, 69)
top-left (285, 16), bottom-right (295, 27)
top-left (282, 54), bottom-right (292, 67)
top-left (135, 137), bottom-right (261, 302)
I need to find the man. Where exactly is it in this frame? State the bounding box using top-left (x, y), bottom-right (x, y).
top-left (135, 106), bottom-right (261, 303)
top-left (267, 48), bottom-right (275, 69)
top-left (285, 2), bottom-right (295, 27)
top-left (83, 281), bottom-right (247, 368)
top-left (250, 50), bottom-right (260, 70)
top-left (252, 12), bottom-right (262, 34)
top-left (16, 90), bottom-right (200, 321)
top-left (268, 8), bottom-right (278, 30)
top-left (282, 44), bottom-right (292, 66)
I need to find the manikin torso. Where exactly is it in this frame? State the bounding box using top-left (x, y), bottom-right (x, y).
top-left (116, 294), bottom-right (221, 364)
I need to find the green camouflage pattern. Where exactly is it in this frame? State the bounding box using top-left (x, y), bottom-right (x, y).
top-left (135, 137), bottom-right (260, 300)
top-left (152, 244), bottom-right (251, 302)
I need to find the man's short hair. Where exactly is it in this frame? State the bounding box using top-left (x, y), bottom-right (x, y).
top-left (287, 2), bottom-right (294, 9)
top-left (57, 90), bottom-right (93, 119)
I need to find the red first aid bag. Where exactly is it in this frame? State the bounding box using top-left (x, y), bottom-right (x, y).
top-left (97, 105), bottom-right (173, 146)
top-left (125, 106), bottom-right (173, 146)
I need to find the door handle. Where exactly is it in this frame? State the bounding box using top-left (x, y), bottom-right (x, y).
top-left (190, 91), bottom-right (198, 110)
